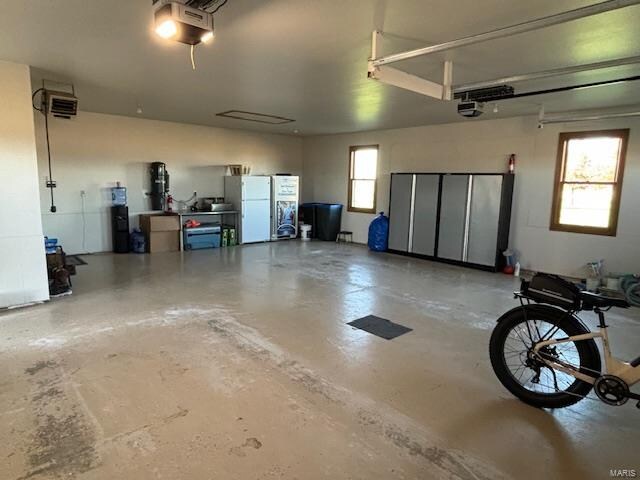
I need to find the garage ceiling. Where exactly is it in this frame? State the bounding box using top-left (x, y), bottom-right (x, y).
top-left (1, 0), bottom-right (640, 135)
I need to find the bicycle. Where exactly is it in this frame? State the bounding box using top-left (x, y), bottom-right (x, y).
top-left (489, 273), bottom-right (640, 409)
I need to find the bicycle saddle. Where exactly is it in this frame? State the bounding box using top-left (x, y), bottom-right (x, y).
top-left (580, 291), bottom-right (630, 309)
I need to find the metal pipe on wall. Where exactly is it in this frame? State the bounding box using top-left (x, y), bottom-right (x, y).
top-left (372, 0), bottom-right (640, 66)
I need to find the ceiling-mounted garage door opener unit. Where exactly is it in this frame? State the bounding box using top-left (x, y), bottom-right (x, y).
top-left (153, 0), bottom-right (214, 45)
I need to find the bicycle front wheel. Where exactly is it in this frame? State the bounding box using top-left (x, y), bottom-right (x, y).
top-left (489, 305), bottom-right (601, 409)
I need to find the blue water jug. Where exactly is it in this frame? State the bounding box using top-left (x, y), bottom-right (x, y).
top-left (111, 186), bottom-right (127, 206)
top-left (368, 212), bottom-right (389, 252)
top-left (130, 228), bottom-right (146, 253)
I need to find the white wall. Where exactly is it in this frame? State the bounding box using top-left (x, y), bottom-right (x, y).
top-left (0, 61), bottom-right (49, 308)
top-left (302, 116), bottom-right (640, 277)
top-left (34, 111), bottom-right (303, 253)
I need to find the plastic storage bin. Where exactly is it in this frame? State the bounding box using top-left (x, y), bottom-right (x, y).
top-left (184, 224), bottom-right (221, 250)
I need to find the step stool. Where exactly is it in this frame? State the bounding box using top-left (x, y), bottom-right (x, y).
top-left (336, 231), bottom-right (353, 243)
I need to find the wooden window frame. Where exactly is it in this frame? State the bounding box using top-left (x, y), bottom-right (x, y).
top-left (550, 129), bottom-right (629, 237)
top-left (348, 145), bottom-right (379, 214)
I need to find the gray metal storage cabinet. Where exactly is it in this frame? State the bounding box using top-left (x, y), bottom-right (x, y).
top-left (387, 175), bottom-right (413, 252)
top-left (388, 173), bottom-right (514, 272)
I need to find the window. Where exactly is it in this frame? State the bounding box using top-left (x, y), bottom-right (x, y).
top-left (348, 145), bottom-right (378, 213)
top-left (550, 129), bottom-right (628, 236)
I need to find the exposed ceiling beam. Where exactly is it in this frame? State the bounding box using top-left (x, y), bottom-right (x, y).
top-left (372, 0), bottom-right (640, 67)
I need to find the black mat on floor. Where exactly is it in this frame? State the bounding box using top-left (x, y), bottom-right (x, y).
top-left (347, 315), bottom-right (412, 340)
top-left (65, 255), bottom-right (87, 266)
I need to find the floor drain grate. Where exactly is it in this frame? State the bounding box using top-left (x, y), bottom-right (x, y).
top-left (347, 315), bottom-right (412, 340)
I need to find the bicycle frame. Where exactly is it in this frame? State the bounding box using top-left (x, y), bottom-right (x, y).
top-left (532, 308), bottom-right (640, 387)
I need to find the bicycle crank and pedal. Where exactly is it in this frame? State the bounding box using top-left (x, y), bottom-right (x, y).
top-left (593, 375), bottom-right (640, 408)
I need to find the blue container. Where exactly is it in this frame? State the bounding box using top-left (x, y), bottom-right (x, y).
top-left (111, 187), bottom-right (127, 206)
top-left (130, 229), bottom-right (146, 253)
top-left (368, 212), bottom-right (389, 252)
top-left (184, 224), bottom-right (221, 250)
top-left (44, 236), bottom-right (58, 254)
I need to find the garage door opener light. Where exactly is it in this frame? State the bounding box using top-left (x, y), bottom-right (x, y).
top-left (153, 0), bottom-right (215, 69)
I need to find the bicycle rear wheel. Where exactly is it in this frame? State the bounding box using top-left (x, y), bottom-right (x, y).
top-left (489, 305), bottom-right (601, 408)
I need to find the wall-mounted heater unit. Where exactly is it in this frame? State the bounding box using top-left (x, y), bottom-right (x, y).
top-left (32, 80), bottom-right (79, 213)
top-left (44, 89), bottom-right (79, 119)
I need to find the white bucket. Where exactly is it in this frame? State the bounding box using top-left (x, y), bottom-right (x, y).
top-left (586, 277), bottom-right (600, 292)
top-left (606, 277), bottom-right (620, 291)
top-left (300, 224), bottom-right (312, 241)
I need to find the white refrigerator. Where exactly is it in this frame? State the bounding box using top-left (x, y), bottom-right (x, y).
top-left (271, 176), bottom-right (299, 240)
top-left (224, 176), bottom-right (272, 244)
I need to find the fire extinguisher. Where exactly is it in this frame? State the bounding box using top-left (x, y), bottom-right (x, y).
top-left (166, 194), bottom-right (174, 212)
top-left (508, 154), bottom-right (516, 174)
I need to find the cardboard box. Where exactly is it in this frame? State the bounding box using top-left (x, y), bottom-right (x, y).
top-left (139, 214), bottom-right (180, 232)
top-left (147, 231), bottom-right (180, 253)
top-left (139, 214), bottom-right (180, 253)
top-left (46, 251), bottom-right (64, 269)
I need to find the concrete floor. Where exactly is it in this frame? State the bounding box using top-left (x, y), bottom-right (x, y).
top-left (1, 241), bottom-right (639, 480)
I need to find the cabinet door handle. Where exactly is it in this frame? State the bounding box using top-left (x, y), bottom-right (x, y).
top-left (462, 175), bottom-right (473, 262)
top-left (407, 174), bottom-right (417, 253)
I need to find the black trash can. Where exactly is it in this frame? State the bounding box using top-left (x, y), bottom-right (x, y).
top-left (299, 203), bottom-right (343, 241)
top-left (299, 203), bottom-right (318, 238)
top-left (316, 204), bottom-right (343, 241)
